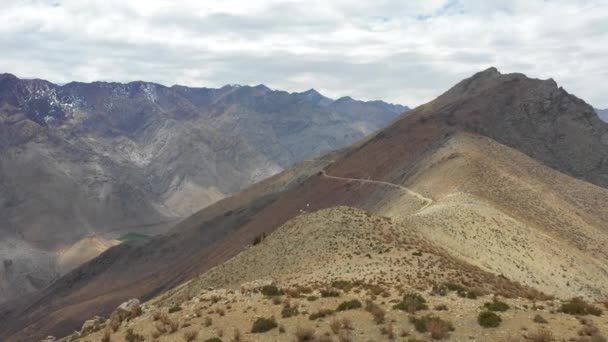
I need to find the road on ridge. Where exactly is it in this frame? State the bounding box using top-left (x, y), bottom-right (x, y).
top-left (318, 170), bottom-right (434, 210)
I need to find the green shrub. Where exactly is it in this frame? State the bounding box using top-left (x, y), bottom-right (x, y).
top-left (281, 306), bottom-right (299, 318)
top-left (309, 309), bottom-right (334, 320)
top-left (533, 314), bottom-right (548, 324)
top-left (336, 299), bottom-right (362, 311)
top-left (393, 293), bottom-right (428, 312)
top-left (125, 328), bottom-right (144, 342)
top-left (261, 285), bottom-right (283, 297)
top-left (483, 300), bottom-right (509, 312)
top-left (251, 317), bottom-right (278, 333)
top-left (559, 297), bottom-right (602, 316)
top-left (320, 289), bottom-right (340, 298)
top-left (478, 311), bottom-right (502, 328)
top-left (409, 315), bottom-right (454, 337)
top-left (332, 280), bottom-right (353, 291)
top-left (204, 338), bottom-right (223, 342)
top-left (168, 304), bottom-right (182, 313)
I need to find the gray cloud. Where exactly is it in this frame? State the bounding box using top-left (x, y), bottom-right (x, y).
top-left (0, 0), bottom-right (606, 108)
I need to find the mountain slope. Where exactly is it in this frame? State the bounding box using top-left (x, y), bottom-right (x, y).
top-left (0, 74), bottom-right (406, 303)
top-left (3, 68), bottom-right (608, 341)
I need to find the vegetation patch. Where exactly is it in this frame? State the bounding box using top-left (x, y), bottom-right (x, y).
top-left (281, 306), bottom-right (299, 318)
top-left (321, 289), bottom-right (341, 298)
top-left (478, 311), bottom-right (502, 328)
top-left (559, 297), bottom-right (602, 316)
top-left (260, 285), bottom-right (283, 297)
top-left (309, 309), bottom-right (334, 320)
top-left (483, 299), bottom-right (510, 312)
top-left (336, 299), bottom-right (362, 311)
top-left (118, 233), bottom-right (149, 242)
top-left (393, 293), bottom-right (428, 312)
top-left (409, 315), bottom-right (454, 339)
top-left (251, 317), bottom-right (278, 333)
top-left (168, 304), bottom-right (182, 313)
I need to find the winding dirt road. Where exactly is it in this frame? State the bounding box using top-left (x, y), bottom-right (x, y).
top-left (319, 170), bottom-right (434, 210)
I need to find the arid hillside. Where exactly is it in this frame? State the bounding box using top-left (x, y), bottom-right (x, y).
top-left (62, 208), bottom-right (607, 342)
top-left (3, 68), bottom-right (608, 341)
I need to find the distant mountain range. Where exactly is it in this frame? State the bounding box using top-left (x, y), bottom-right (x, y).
top-left (596, 108), bottom-right (608, 121)
top-left (3, 68), bottom-right (607, 341)
top-left (0, 73), bottom-right (407, 304)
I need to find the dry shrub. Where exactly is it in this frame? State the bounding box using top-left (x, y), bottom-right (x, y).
top-left (365, 300), bottom-right (386, 324)
top-left (108, 313), bottom-right (121, 332)
top-left (329, 319), bottom-right (341, 334)
top-left (528, 328), bottom-right (554, 342)
top-left (434, 304), bottom-right (448, 311)
top-left (337, 330), bottom-right (352, 342)
top-left (295, 326), bottom-right (316, 341)
top-left (380, 322), bottom-right (395, 339)
top-left (232, 328), bottom-right (242, 341)
top-left (427, 319), bottom-right (451, 340)
top-left (183, 330), bottom-right (198, 342)
top-left (101, 329), bottom-right (111, 342)
top-left (204, 317), bottom-right (213, 327)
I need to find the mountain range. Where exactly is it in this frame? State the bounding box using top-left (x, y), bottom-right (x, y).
top-left (597, 108), bottom-right (608, 121)
top-left (0, 73), bottom-right (407, 304)
top-left (2, 68), bottom-right (607, 341)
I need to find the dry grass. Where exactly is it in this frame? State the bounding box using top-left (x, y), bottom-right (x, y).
top-left (527, 328), bottom-right (554, 342)
top-left (183, 330), bottom-right (198, 342)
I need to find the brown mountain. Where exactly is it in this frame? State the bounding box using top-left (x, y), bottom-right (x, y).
top-left (2, 68), bottom-right (608, 341)
top-left (0, 74), bottom-right (406, 304)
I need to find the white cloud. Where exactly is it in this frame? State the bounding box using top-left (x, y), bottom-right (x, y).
top-left (0, 0), bottom-right (606, 107)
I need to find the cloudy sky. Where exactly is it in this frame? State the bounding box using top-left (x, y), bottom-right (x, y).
top-left (1, 0), bottom-right (607, 107)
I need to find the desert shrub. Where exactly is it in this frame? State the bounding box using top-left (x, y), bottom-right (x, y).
top-left (321, 289), bottom-right (340, 298)
top-left (281, 306), bottom-right (299, 318)
top-left (533, 314), bottom-right (548, 324)
top-left (204, 317), bottom-right (213, 327)
top-left (251, 317), bottom-right (278, 333)
top-left (332, 280), bottom-right (353, 291)
top-left (309, 309), bottom-right (334, 320)
top-left (434, 304), bottom-right (448, 311)
top-left (365, 300), bottom-right (386, 324)
top-left (527, 328), bottom-right (554, 342)
top-left (484, 299), bottom-right (510, 312)
top-left (394, 293), bottom-right (428, 312)
top-left (307, 295), bottom-right (319, 301)
top-left (409, 315), bottom-right (454, 339)
top-left (125, 329), bottom-right (144, 342)
top-left (183, 330), bottom-right (198, 342)
top-left (336, 299), bottom-right (362, 311)
top-left (478, 311), bottom-right (502, 328)
top-left (337, 330), bottom-right (353, 342)
top-left (101, 329), bottom-right (111, 342)
top-left (559, 297), bottom-right (602, 316)
top-left (168, 304), bottom-right (182, 313)
top-left (295, 326), bottom-right (316, 341)
top-left (204, 338), bottom-right (223, 342)
top-left (261, 285), bottom-right (283, 296)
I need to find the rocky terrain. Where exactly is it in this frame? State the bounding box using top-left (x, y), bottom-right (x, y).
top-left (2, 68), bottom-right (608, 341)
top-left (0, 73), bottom-right (406, 304)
